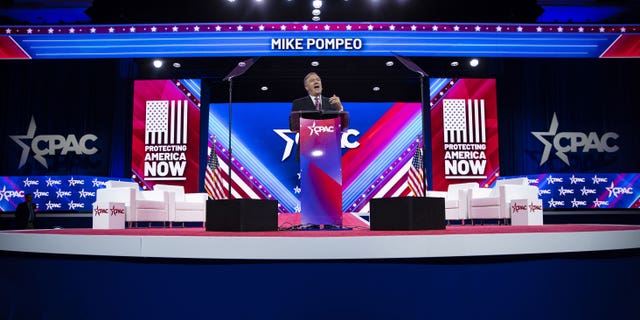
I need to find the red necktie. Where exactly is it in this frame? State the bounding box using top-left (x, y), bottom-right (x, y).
top-left (314, 96), bottom-right (320, 110)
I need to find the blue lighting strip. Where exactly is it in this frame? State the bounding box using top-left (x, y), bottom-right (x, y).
top-left (1, 22), bottom-right (637, 59)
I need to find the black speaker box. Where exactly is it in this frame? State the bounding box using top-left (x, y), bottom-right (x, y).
top-left (370, 197), bottom-right (445, 231)
top-left (206, 199), bottom-right (278, 232)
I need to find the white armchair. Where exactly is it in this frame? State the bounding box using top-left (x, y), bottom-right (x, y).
top-left (154, 184), bottom-right (208, 227)
top-left (469, 178), bottom-right (539, 224)
top-left (95, 180), bottom-right (170, 227)
top-left (426, 182), bottom-right (479, 224)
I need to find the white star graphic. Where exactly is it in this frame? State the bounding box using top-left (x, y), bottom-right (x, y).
top-left (346, 25), bottom-right (352, 31)
top-left (578, 27), bottom-right (584, 32)
top-left (90, 27), bottom-right (96, 33)
top-left (324, 25), bottom-right (330, 31)
top-left (259, 25), bottom-right (265, 31)
top-left (237, 25), bottom-right (244, 31)
top-left (432, 25), bottom-right (438, 31)
top-left (302, 25), bottom-right (308, 31)
top-left (367, 25), bottom-right (373, 31)
top-left (69, 28), bottom-right (75, 33)
top-left (496, 26), bottom-right (502, 32)
top-left (48, 28), bottom-right (54, 34)
top-left (194, 26), bottom-right (200, 32)
top-left (475, 25), bottom-right (481, 32)
top-left (130, 27), bottom-right (136, 32)
top-left (453, 25), bottom-right (460, 31)
top-left (557, 26), bottom-right (563, 32)
top-left (151, 26), bottom-right (157, 32)
top-left (411, 25), bottom-right (417, 31)
top-left (531, 113), bottom-right (563, 165)
top-left (10, 116), bottom-right (46, 169)
top-left (620, 27), bottom-right (626, 32)
top-left (536, 26), bottom-right (542, 32)
top-left (5, 28), bottom-right (11, 34)
top-left (280, 25), bottom-right (286, 31)
top-left (517, 26), bottom-right (523, 32)
top-left (215, 25), bottom-right (221, 31)
top-left (389, 25), bottom-right (395, 31)
top-left (294, 186), bottom-right (301, 194)
top-left (27, 28), bottom-right (33, 34)
top-left (599, 27), bottom-right (605, 32)
top-left (172, 26), bottom-right (179, 32)
top-left (108, 27), bottom-right (114, 33)
top-left (294, 204), bottom-right (301, 213)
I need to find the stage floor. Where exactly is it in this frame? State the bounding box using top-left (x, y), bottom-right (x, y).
top-left (2, 222), bottom-right (639, 260)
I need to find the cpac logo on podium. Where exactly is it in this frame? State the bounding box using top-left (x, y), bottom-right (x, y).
top-left (10, 116), bottom-right (99, 169)
top-left (307, 121), bottom-right (335, 136)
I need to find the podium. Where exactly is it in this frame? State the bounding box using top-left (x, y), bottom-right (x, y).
top-left (290, 110), bottom-right (349, 228)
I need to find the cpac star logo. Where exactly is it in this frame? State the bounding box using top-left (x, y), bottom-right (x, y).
top-left (45, 200), bottom-right (62, 210)
top-left (571, 198), bottom-right (587, 208)
top-left (0, 185), bottom-right (24, 202)
top-left (547, 198), bottom-right (564, 208)
top-left (9, 116), bottom-right (98, 169)
top-left (307, 121), bottom-right (334, 136)
top-left (580, 186), bottom-right (597, 196)
top-left (531, 113), bottom-right (619, 166)
top-left (591, 175), bottom-right (608, 185)
top-left (605, 182), bottom-right (633, 198)
top-left (92, 178), bottom-right (107, 188)
top-left (23, 177), bottom-right (39, 187)
top-left (558, 186), bottom-right (574, 196)
top-left (68, 177), bottom-right (84, 187)
top-left (46, 177), bottom-right (62, 187)
top-left (33, 189), bottom-right (49, 199)
top-left (592, 199), bottom-right (609, 208)
top-left (273, 128), bottom-right (360, 161)
top-left (546, 175), bottom-right (563, 185)
top-left (569, 175), bottom-right (585, 184)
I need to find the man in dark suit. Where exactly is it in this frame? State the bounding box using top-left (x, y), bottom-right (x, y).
top-left (15, 193), bottom-right (37, 229)
top-left (289, 72), bottom-right (347, 131)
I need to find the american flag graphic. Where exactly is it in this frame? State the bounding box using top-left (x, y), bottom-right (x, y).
top-left (443, 99), bottom-right (486, 144)
top-left (407, 141), bottom-right (425, 197)
top-left (145, 100), bottom-right (188, 145)
top-left (204, 139), bottom-right (227, 200)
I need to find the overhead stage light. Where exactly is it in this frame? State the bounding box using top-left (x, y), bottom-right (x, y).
top-left (153, 60), bottom-right (163, 68)
top-left (313, 0), bottom-right (323, 9)
top-left (312, 16), bottom-right (320, 21)
top-left (469, 59), bottom-right (479, 67)
top-left (311, 61), bottom-right (320, 67)
top-left (385, 61), bottom-right (394, 67)
top-left (312, 9), bottom-right (321, 16)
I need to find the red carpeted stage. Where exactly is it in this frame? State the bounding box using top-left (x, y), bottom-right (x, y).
top-left (1, 213), bottom-right (639, 260)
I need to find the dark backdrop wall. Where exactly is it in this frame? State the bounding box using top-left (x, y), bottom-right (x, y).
top-left (497, 58), bottom-right (640, 175)
top-left (1, 57), bottom-right (638, 178)
top-left (0, 59), bottom-right (134, 177)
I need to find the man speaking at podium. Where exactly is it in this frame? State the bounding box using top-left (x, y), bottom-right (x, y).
top-left (289, 72), bottom-right (348, 131)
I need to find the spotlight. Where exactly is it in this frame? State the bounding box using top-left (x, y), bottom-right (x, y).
top-left (450, 61), bottom-right (459, 67)
top-left (172, 62), bottom-right (181, 68)
top-left (260, 86), bottom-right (268, 91)
top-left (311, 61), bottom-right (320, 67)
top-left (373, 86), bottom-right (381, 92)
top-left (152, 60), bottom-right (163, 68)
top-left (385, 61), bottom-right (394, 67)
top-left (312, 9), bottom-right (321, 16)
top-left (313, 0), bottom-right (323, 9)
top-left (469, 59), bottom-right (479, 67)
top-left (238, 61), bottom-right (246, 67)
top-left (312, 16), bottom-right (320, 21)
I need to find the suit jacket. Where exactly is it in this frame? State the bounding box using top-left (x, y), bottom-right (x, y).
top-left (289, 95), bottom-right (347, 131)
top-left (15, 201), bottom-right (37, 229)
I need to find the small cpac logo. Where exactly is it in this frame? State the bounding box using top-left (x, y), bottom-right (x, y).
top-left (307, 121), bottom-right (335, 136)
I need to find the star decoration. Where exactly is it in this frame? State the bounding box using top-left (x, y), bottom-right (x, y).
top-left (474, 25), bottom-right (481, 31)
top-left (557, 26), bottom-right (563, 32)
top-left (367, 25), bottom-right (373, 31)
top-left (301, 25), bottom-right (308, 31)
top-left (90, 27), bottom-right (96, 33)
top-left (346, 25), bottom-right (352, 31)
top-left (108, 27), bottom-right (114, 33)
top-left (620, 27), bottom-right (626, 32)
top-left (389, 25), bottom-right (395, 31)
top-left (453, 25), bottom-right (460, 31)
top-left (324, 25), bottom-right (330, 31)
top-left (172, 26), bottom-right (179, 32)
top-left (215, 25), bottom-right (222, 31)
top-left (432, 25), bottom-right (438, 31)
top-left (151, 26), bottom-right (157, 32)
top-left (411, 25), bottom-right (417, 31)
top-left (536, 26), bottom-right (542, 32)
top-left (531, 113), bottom-right (560, 165)
top-left (48, 28), bottom-right (54, 34)
top-left (69, 28), bottom-right (75, 33)
top-left (194, 26), bottom-right (200, 32)
top-left (578, 27), bottom-right (584, 32)
top-left (238, 25), bottom-right (244, 31)
top-left (517, 26), bottom-right (523, 32)
top-left (496, 26), bottom-right (502, 32)
top-left (130, 27), bottom-right (136, 32)
top-left (294, 186), bottom-right (301, 194)
top-left (27, 28), bottom-right (33, 34)
top-left (599, 27), bottom-right (605, 32)
top-left (5, 28), bottom-right (11, 34)
top-left (280, 25), bottom-right (286, 31)
top-left (259, 25), bottom-right (265, 31)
